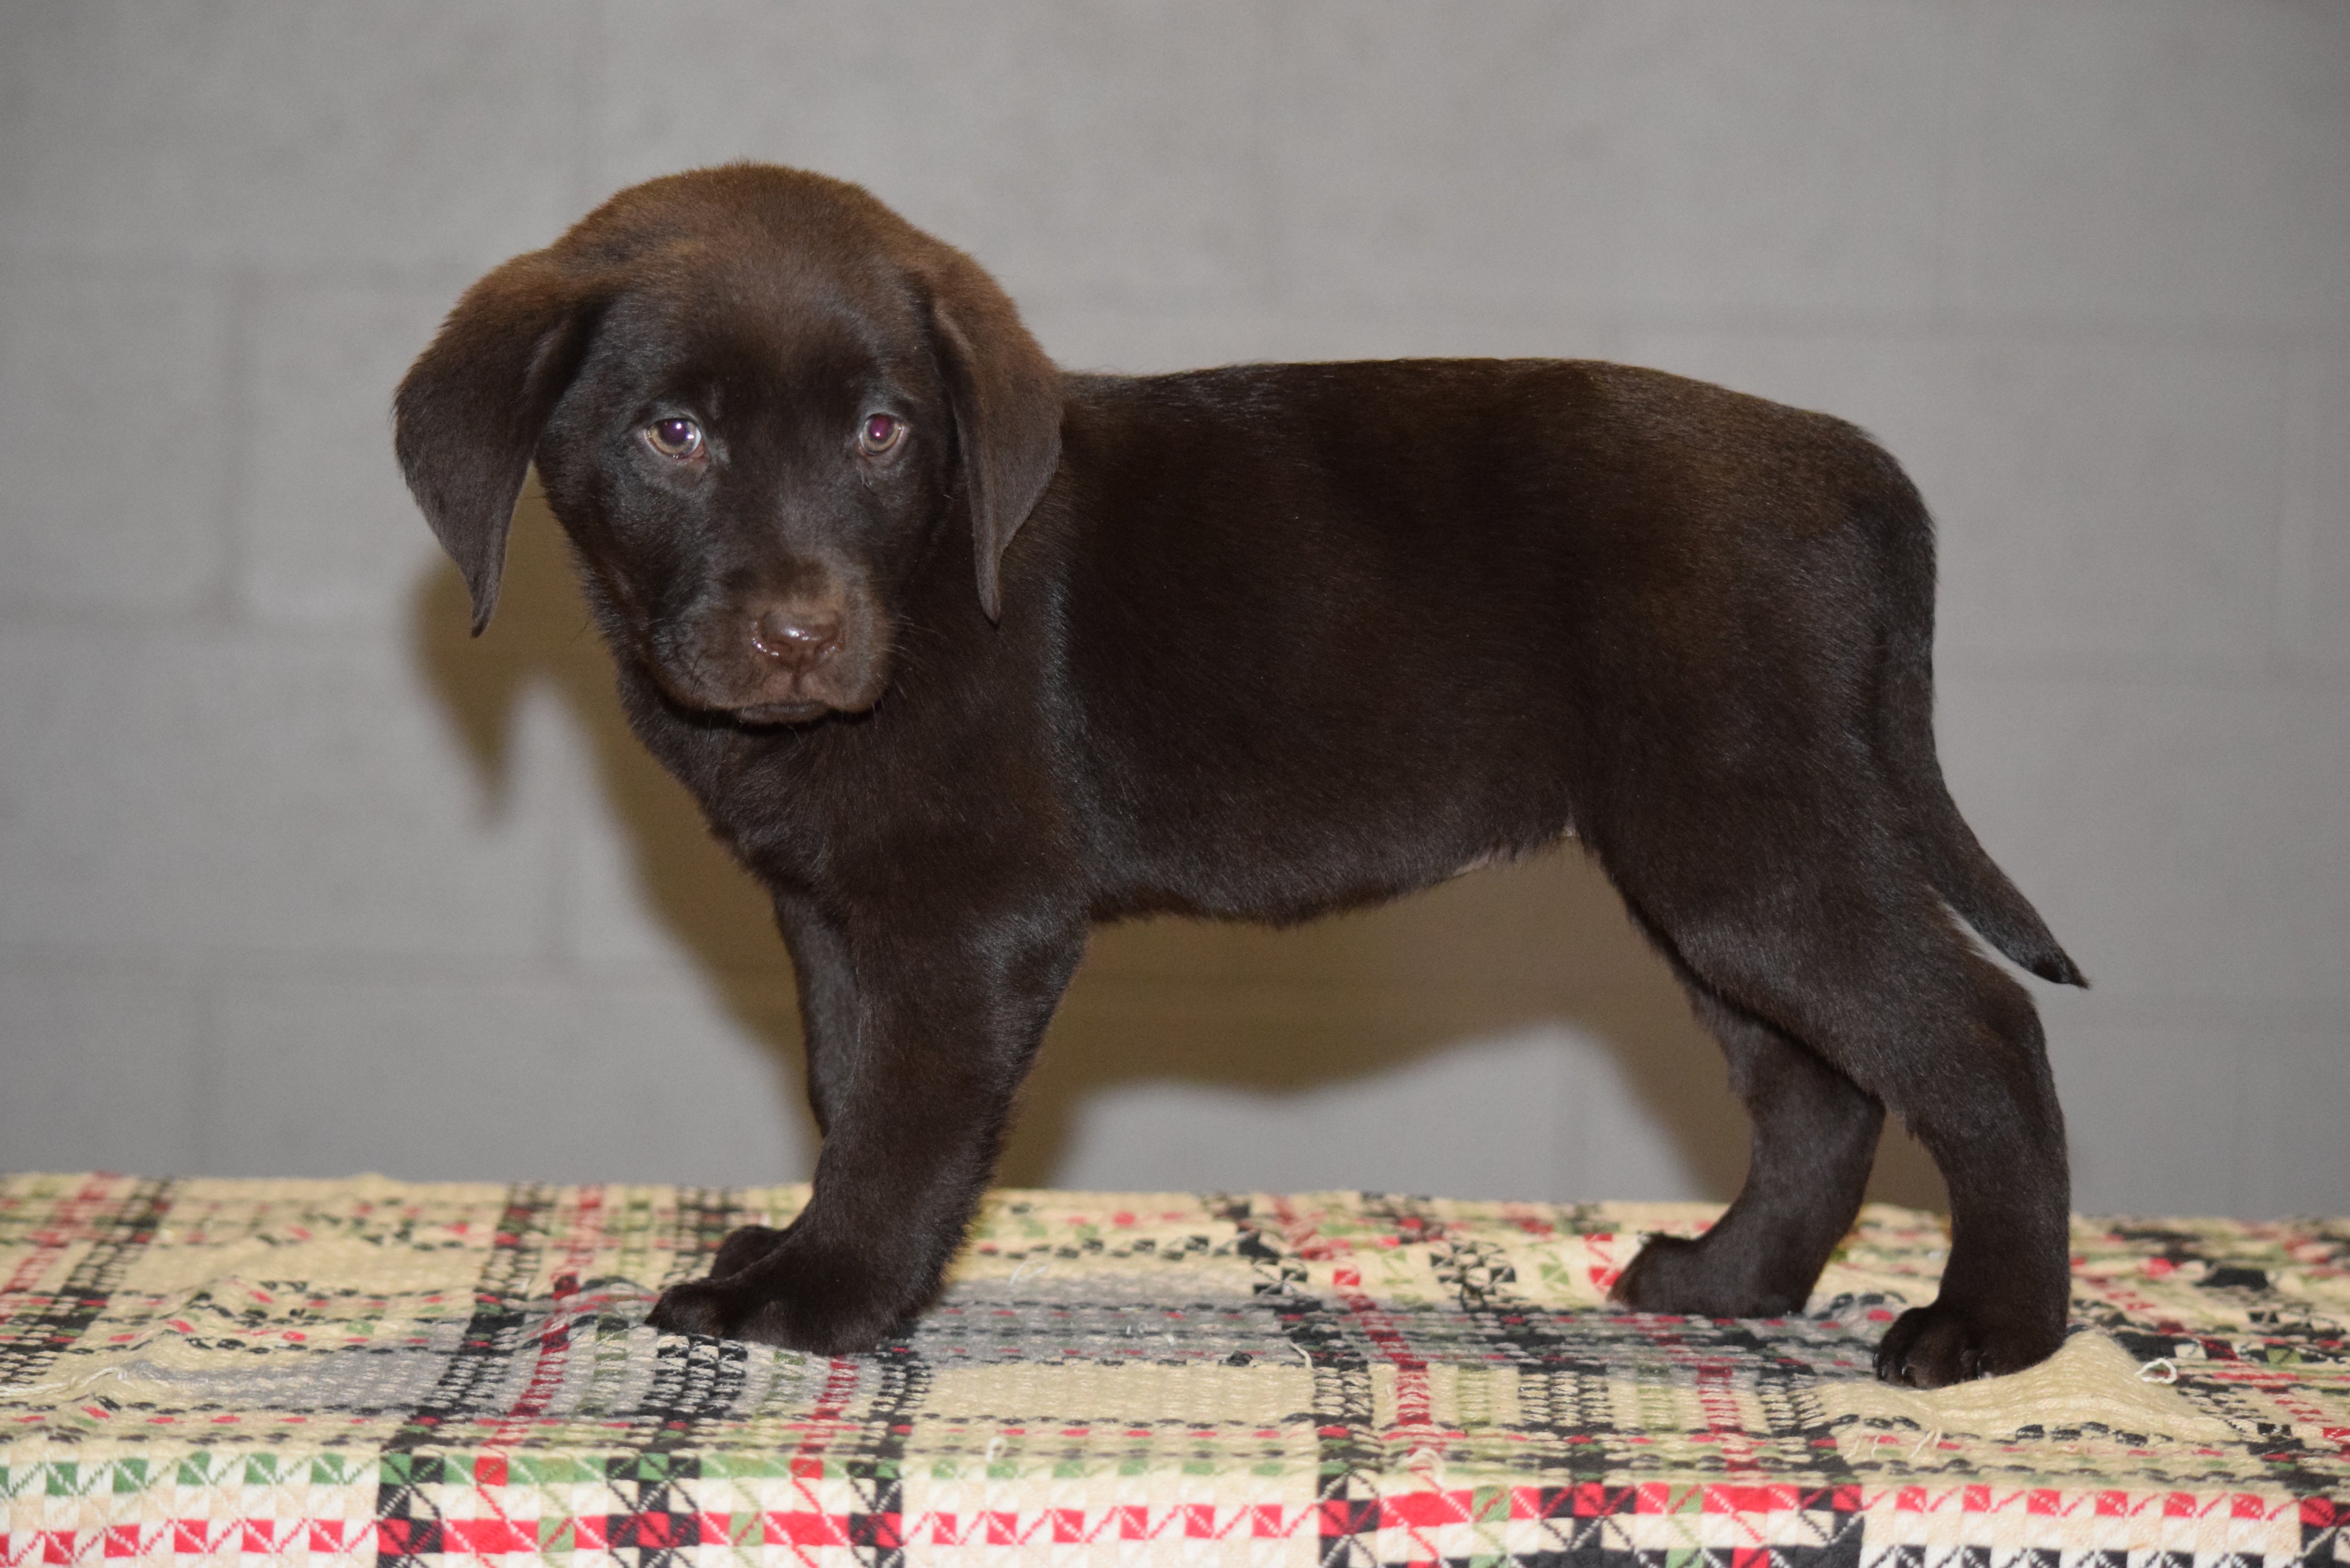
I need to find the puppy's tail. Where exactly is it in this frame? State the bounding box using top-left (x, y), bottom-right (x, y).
top-left (1907, 722), bottom-right (2087, 987)
top-left (1870, 470), bottom-right (2087, 988)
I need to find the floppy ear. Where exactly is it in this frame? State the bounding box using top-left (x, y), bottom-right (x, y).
top-left (921, 248), bottom-right (1063, 622)
top-left (394, 253), bottom-right (601, 634)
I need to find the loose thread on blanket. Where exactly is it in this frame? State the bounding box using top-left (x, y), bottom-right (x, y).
top-left (0, 1365), bottom-right (126, 1399)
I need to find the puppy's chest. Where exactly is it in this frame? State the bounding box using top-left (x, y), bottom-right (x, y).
top-left (673, 715), bottom-right (1055, 893)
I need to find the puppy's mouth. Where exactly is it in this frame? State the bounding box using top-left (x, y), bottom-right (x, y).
top-left (643, 660), bottom-right (881, 727)
top-left (729, 698), bottom-right (838, 727)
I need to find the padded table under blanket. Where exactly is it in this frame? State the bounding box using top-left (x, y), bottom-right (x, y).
top-left (1, 1174), bottom-right (2344, 1565)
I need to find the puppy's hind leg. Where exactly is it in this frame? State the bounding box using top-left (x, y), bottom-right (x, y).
top-left (1628, 870), bottom-right (2071, 1387)
top-left (1859, 946), bottom-right (2073, 1387)
top-left (1611, 965), bottom-right (1883, 1319)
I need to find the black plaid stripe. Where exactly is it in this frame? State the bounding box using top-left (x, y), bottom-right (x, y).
top-left (2302, 1496), bottom-right (2347, 1568)
top-left (843, 1341), bottom-right (925, 1568)
top-left (393, 1184), bottom-right (561, 1427)
top-left (374, 1182), bottom-right (561, 1568)
top-left (594, 1333), bottom-right (753, 1568)
top-left (596, 1447), bottom-right (708, 1568)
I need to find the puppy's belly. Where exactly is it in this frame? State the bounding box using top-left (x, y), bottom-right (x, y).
top-left (1444, 825), bottom-right (1574, 881)
top-left (1446, 848), bottom-right (1507, 880)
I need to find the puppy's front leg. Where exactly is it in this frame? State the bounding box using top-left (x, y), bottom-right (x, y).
top-left (647, 906), bottom-right (1084, 1354)
top-left (694, 898), bottom-right (866, 1283)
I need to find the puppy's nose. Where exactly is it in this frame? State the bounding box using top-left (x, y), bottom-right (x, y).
top-left (750, 607), bottom-right (842, 671)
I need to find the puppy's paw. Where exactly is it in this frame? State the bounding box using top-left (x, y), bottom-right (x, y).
top-left (710, 1224), bottom-right (789, 1278)
top-left (1873, 1299), bottom-right (2063, 1388)
top-left (1609, 1233), bottom-right (1709, 1311)
top-left (645, 1255), bottom-right (907, 1355)
top-left (1610, 1233), bottom-right (1806, 1319)
top-left (645, 1278), bottom-right (750, 1340)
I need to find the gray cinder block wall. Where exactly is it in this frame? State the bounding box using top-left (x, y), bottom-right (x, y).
top-left (1, 2), bottom-right (2344, 1216)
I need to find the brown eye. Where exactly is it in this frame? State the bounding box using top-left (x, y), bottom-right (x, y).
top-left (646, 416), bottom-right (702, 458)
top-left (858, 412), bottom-right (905, 455)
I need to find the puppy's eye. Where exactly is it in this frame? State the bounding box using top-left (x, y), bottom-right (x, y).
top-left (857, 412), bottom-right (905, 455)
top-left (645, 417), bottom-right (702, 458)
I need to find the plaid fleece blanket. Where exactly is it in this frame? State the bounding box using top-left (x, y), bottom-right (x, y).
top-left (1, 1174), bottom-right (2344, 1565)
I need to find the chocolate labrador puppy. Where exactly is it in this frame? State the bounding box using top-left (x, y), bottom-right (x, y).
top-left (396, 164), bottom-right (2083, 1387)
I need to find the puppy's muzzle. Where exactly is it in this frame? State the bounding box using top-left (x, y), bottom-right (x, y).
top-left (719, 595), bottom-right (866, 721)
top-left (650, 575), bottom-right (891, 725)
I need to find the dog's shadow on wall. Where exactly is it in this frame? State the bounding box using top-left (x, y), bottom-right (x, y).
top-left (413, 491), bottom-right (1948, 1211)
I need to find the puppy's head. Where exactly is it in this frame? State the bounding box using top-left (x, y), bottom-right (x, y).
top-left (395, 165), bottom-right (1062, 722)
